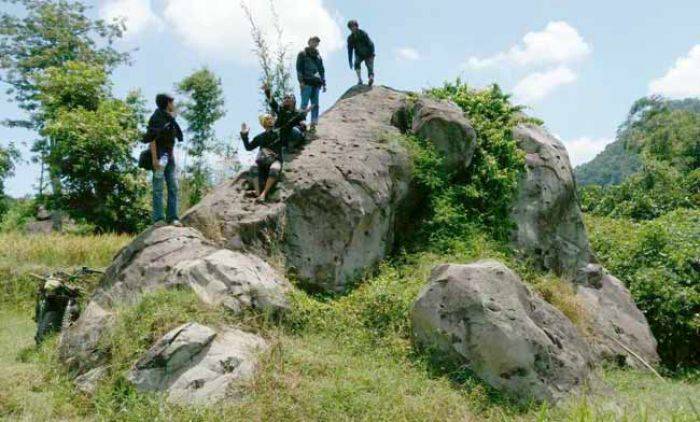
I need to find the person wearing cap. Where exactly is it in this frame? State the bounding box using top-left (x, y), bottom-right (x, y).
top-left (347, 20), bottom-right (375, 86)
top-left (240, 109), bottom-right (307, 202)
top-left (143, 93), bottom-right (183, 225)
top-left (296, 36), bottom-right (326, 131)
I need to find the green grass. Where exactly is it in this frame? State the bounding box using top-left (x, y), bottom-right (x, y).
top-left (1, 232), bottom-right (698, 420)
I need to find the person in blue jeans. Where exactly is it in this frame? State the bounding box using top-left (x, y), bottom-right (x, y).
top-left (143, 93), bottom-right (183, 225)
top-left (296, 36), bottom-right (326, 131)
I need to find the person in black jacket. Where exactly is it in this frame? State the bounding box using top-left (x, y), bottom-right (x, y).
top-left (347, 20), bottom-right (375, 86)
top-left (296, 36), bottom-right (326, 131)
top-left (143, 93), bottom-right (183, 225)
top-left (241, 110), bottom-right (307, 202)
top-left (263, 83), bottom-right (308, 150)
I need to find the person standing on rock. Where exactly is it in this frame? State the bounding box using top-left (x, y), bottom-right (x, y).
top-left (240, 110), bottom-right (308, 203)
top-left (143, 93), bottom-right (183, 226)
top-left (347, 20), bottom-right (375, 86)
top-left (296, 36), bottom-right (326, 132)
top-left (263, 83), bottom-right (307, 151)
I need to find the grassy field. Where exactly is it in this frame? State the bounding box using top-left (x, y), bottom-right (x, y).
top-left (0, 232), bottom-right (698, 421)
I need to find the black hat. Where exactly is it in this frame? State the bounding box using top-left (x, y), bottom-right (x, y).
top-left (156, 93), bottom-right (174, 110)
top-left (308, 36), bottom-right (321, 45)
top-left (347, 20), bottom-right (359, 29)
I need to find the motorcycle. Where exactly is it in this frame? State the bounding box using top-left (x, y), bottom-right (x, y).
top-left (32, 267), bottom-right (104, 345)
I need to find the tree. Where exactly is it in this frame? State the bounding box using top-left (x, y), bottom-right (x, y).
top-left (241, 0), bottom-right (293, 108)
top-left (0, 0), bottom-right (128, 217)
top-left (177, 68), bottom-right (226, 205)
top-left (0, 143), bottom-right (20, 216)
top-left (36, 61), bottom-right (149, 232)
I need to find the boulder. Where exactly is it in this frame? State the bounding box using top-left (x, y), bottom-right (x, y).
top-left (510, 124), bottom-right (592, 280)
top-left (127, 322), bottom-right (267, 406)
top-left (411, 260), bottom-right (593, 403)
top-left (60, 225), bottom-right (291, 374)
top-left (577, 273), bottom-right (659, 367)
top-left (411, 97), bottom-right (476, 171)
top-left (59, 301), bottom-right (114, 374)
top-left (184, 86), bottom-right (475, 293)
top-left (172, 249), bottom-right (291, 315)
top-left (74, 366), bottom-right (108, 395)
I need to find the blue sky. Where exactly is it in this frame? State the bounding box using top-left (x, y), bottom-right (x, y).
top-left (2, 0), bottom-right (700, 197)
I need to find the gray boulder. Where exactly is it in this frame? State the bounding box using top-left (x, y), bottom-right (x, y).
top-left (411, 260), bottom-right (593, 403)
top-left (172, 249), bottom-right (291, 315)
top-left (60, 225), bottom-right (291, 375)
top-left (184, 86), bottom-right (475, 293)
top-left (127, 322), bottom-right (267, 406)
top-left (577, 273), bottom-right (659, 367)
top-left (510, 124), bottom-right (592, 280)
top-left (74, 366), bottom-right (108, 395)
top-left (409, 97), bottom-right (476, 172)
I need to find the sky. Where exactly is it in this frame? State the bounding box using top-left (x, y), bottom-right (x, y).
top-left (1, 0), bottom-right (700, 197)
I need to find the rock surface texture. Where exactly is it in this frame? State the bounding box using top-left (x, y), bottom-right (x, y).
top-left (411, 260), bottom-right (593, 403)
top-left (184, 85), bottom-right (476, 293)
top-left (508, 124), bottom-right (658, 367)
top-left (127, 323), bottom-right (268, 405)
top-left (577, 273), bottom-right (659, 367)
top-left (510, 124), bottom-right (592, 279)
top-left (60, 225), bottom-right (291, 375)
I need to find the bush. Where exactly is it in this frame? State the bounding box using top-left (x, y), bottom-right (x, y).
top-left (0, 198), bottom-right (36, 233)
top-left (585, 209), bottom-right (700, 367)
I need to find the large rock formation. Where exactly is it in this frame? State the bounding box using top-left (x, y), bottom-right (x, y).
top-left (411, 261), bottom-right (594, 403)
top-left (510, 124), bottom-right (592, 279)
top-left (60, 225), bottom-right (291, 374)
top-left (127, 322), bottom-right (268, 405)
top-left (184, 86), bottom-right (475, 293)
top-left (508, 124), bottom-right (659, 366)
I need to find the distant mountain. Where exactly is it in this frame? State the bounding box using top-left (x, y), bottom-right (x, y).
top-left (575, 97), bottom-right (700, 186)
top-left (574, 140), bottom-right (641, 186)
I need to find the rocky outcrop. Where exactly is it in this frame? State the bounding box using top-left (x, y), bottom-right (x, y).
top-left (411, 260), bottom-right (593, 403)
top-left (510, 124), bottom-right (592, 279)
top-left (577, 273), bottom-right (659, 367)
top-left (184, 86), bottom-right (476, 293)
top-left (59, 225), bottom-right (291, 375)
top-left (127, 323), bottom-right (267, 405)
top-left (508, 124), bottom-right (658, 368)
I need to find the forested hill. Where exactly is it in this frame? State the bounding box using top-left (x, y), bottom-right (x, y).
top-left (575, 97), bottom-right (700, 186)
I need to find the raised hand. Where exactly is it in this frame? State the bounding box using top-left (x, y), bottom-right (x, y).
top-left (241, 122), bottom-right (249, 134)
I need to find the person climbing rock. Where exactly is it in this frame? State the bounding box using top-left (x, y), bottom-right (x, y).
top-left (347, 20), bottom-right (375, 86)
top-left (143, 93), bottom-right (183, 226)
top-left (240, 110), bottom-right (307, 203)
top-left (263, 83), bottom-right (307, 150)
top-left (296, 36), bottom-right (326, 131)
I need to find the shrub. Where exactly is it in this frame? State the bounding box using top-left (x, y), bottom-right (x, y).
top-left (585, 209), bottom-right (700, 367)
top-left (424, 81), bottom-right (533, 240)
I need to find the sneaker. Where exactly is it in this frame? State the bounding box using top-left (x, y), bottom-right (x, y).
top-left (368, 76), bottom-right (374, 87)
top-left (169, 219), bottom-right (183, 227)
top-left (357, 79), bottom-right (364, 85)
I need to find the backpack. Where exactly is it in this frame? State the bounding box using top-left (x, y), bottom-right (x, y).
top-left (138, 149), bottom-right (153, 171)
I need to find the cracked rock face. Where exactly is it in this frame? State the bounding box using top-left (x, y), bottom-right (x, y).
top-left (510, 124), bottom-right (593, 280)
top-left (127, 322), bottom-right (268, 405)
top-left (411, 260), bottom-right (594, 404)
top-left (184, 86), bottom-right (476, 293)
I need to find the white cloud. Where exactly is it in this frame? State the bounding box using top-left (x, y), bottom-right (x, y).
top-left (99, 0), bottom-right (163, 37)
top-left (561, 136), bottom-right (613, 167)
top-left (396, 47), bottom-right (421, 61)
top-left (161, 0), bottom-right (343, 62)
top-left (649, 45), bottom-right (700, 98)
top-left (512, 66), bottom-right (577, 103)
top-left (466, 21), bottom-right (591, 69)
